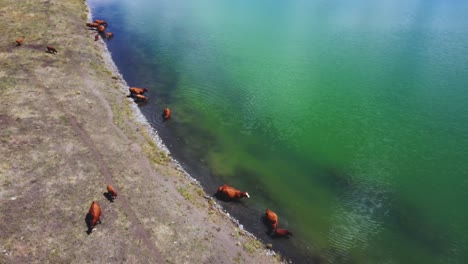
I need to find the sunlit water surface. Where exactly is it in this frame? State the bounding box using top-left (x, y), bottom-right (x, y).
top-left (88, 0), bottom-right (468, 263)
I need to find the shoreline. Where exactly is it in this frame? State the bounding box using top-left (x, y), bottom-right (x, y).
top-left (86, 1), bottom-right (314, 263)
top-left (84, 0), bottom-right (269, 248)
top-left (0, 0), bottom-right (282, 262)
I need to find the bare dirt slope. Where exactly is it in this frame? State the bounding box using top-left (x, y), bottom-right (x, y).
top-left (0, 0), bottom-right (281, 263)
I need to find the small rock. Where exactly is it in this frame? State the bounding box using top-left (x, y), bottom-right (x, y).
top-left (10, 197), bottom-right (17, 200)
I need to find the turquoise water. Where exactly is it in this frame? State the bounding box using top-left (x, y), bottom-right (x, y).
top-left (89, 0), bottom-right (468, 263)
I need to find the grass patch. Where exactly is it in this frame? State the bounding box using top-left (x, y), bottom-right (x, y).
top-left (195, 187), bottom-right (204, 197)
top-left (242, 239), bottom-right (263, 255)
top-left (177, 185), bottom-right (194, 202)
top-left (143, 144), bottom-right (170, 165)
top-left (110, 102), bottom-right (124, 126)
top-left (141, 130), bottom-right (170, 165)
top-left (232, 253), bottom-right (243, 263)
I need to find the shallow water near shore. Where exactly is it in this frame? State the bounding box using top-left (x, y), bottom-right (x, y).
top-left (88, 0), bottom-right (468, 263)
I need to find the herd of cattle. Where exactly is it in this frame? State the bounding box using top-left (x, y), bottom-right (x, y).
top-left (82, 19), bottom-right (290, 240)
top-left (86, 19), bottom-right (172, 118)
top-left (86, 19), bottom-right (113, 41)
top-left (215, 184), bottom-right (293, 238)
top-left (88, 182), bottom-right (292, 239)
top-left (14, 18), bottom-right (290, 240)
top-left (83, 19), bottom-right (174, 233)
top-left (15, 18), bottom-right (172, 118)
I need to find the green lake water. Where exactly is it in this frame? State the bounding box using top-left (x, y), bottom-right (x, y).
top-left (89, 0), bottom-right (468, 263)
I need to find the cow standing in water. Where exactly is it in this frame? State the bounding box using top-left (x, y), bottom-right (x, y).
top-left (264, 208), bottom-right (278, 231)
top-left (216, 184), bottom-right (249, 200)
top-left (163, 108), bottom-right (171, 121)
top-left (133, 94), bottom-right (148, 102)
top-left (94, 19), bottom-right (108, 26)
top-left (272, 228), bottom-right (293, 238)
top-left (129, 87), bottom-right (148, 95)
top-left (97, 25), bottom-right (106, 34)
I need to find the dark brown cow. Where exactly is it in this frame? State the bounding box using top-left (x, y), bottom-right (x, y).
top-left (163, 108), bottom-right (171, 121)
top-left (265, 208), bottom-right (278, 230)
top-left (95, 34), bottom-right (99, 41)
top-left (107, 184), bottom-right (117, 201)
top-left (129, 87), bottom-right (148, 95)
top-left (46, 46), bottom-right (58, 54)
top-left (86, 201), bottom-right (102, 233)
top-left (216, 184), bottom-right (250, 200)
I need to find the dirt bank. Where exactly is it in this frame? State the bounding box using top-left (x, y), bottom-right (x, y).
top-left (0, 0), bottom-right (282, 263)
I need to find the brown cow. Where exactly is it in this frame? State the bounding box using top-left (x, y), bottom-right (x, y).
top-left (86, 201), bottom-right (102, 233)
top-left (86, 22), bottom-right (99, 28)
top-left (272, 228), bottom-right (293, 238)
top-left (105, 32), bottom-right (114, 39)
top-left (163, 108), bottom-right (171, 121)
top-left (129, 87), bottom-right (148, 95)
top-left (15, 37), bottom-right (23, 46)
top-left (94, 19), bottom-right (108, 26)
top-left (46, 46), bottom-right (58, 54)
top-left (95, 34), bottom-right (99, 41)
top-left (107, 184), bottom-right (117, 201)
top-left (265, 208), bottom-right (278, 230)
top-left (97, 25), bottom-right (106, 33)
top-left (216, 184), bottom-right (250, 200)
top-left (133, 94), bottom-right (148, 102)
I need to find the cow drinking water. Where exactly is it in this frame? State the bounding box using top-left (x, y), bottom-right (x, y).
top-left (216, 184), bottom-right (250, 200)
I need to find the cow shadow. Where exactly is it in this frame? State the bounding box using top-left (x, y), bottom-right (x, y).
top-left (136, 100), bottom-right (149, 107)
top-left (85, 213), bottom-right (102, 235)
top-left (103, 191), bottom-right (115, 202)
top-left (271, 231), bottom-right (293, 239)
top-left (85, 213), bottom-right (94, 235)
